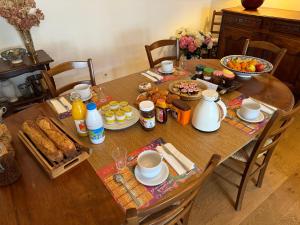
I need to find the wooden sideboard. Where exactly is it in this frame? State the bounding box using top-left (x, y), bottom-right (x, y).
top-left (0, 50), bottom-right (53, 116)
top-left (217, 7), bottom-right (300, 100)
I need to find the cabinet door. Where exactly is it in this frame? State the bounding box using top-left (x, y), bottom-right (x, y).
top-left (217, 26), bottom-right (261, 58)
top-left (267, 34), bottom-right (300, 97)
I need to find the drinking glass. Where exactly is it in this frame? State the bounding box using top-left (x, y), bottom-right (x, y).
top-left (111, 147), bottom-right (127, 171)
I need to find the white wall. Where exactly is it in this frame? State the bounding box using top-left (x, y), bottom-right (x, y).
top-left (211, 0), bottom-right (300, 11)
top-left (0, 0), bottom-right (213, 88)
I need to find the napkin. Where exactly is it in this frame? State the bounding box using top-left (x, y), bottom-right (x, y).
top-left (146, 70), bottom-right (164, 80)
top-left (49, 99), bottom-right (68, 114)
top-left (244, 98), bottom-right (277, 115)
top-left (196, 78), bottom-right (218, 90)
top-left (141, 72), bottom-right (157, 82)
top-left (156, 143), bottom-right (195, 175)
top-left (58, 97), bottom-right (72, 111)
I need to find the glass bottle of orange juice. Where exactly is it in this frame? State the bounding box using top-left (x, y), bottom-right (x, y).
top-left (71, 93), bottom-right (88, 137)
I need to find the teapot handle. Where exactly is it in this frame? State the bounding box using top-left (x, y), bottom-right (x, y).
top-left (216, 99), bottom-right (227, 122)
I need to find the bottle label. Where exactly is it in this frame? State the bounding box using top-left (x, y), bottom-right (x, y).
top-left (88, 127), bottom-right (105, 142)
top-left (140, 116), bottom-right (155, 129)
top-left (156, 108), bottom-right (164, 123)
top-left (74, 120), bottom-right (88, 135)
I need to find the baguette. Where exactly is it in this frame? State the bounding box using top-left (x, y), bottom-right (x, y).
top-left (22, 120), bottom-right (64, 162)
top-left (36, 116), bottom-right (76, 157)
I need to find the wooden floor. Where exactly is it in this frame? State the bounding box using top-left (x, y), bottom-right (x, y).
top-left (188, 112), bottom-right (300, 225)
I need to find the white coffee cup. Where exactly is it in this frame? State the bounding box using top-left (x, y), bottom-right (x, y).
top-left (72, 84), bottom-right (91, 100)
top-left (239, 101), bottom-right (261, 120)
top-left (137, 150), bottom-right (163, 178)
top-left (161, 60), bottom-right (173, 73)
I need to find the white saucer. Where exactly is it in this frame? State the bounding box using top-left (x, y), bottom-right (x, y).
top-left (134, 162), bottom-right (169, 186)
top-left (236, 109), bottom-right (265, 123)
top-left (80, 93), bottom-right (92, 102)
top-left (158, 67), bottom-right (175, 74)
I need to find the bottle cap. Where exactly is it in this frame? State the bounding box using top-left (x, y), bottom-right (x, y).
top-left (87, 102), bottom-right (97, 110)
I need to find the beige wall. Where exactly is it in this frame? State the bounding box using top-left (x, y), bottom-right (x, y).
top-left (211, 0), bottom-right (300, 11)
top-left (1, 0), bottom-right (299, 90)
top-left (0, 0), bottom-right (213, 88)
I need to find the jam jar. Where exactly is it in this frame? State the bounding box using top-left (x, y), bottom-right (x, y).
top-left (139, 100), bottom-right (155, 130)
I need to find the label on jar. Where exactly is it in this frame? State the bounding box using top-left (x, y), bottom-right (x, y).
top-left (156, 108), bottom-right (164, 123)
top-left (74, 120), bottom-right (88, 136)
top-left (88, 127), bottom-right (105, 143)
top-left (140, 116), bottom-right (155, 129)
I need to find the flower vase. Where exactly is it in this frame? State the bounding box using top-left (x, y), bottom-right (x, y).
top-left (19, 30), bottom-right (38, 64)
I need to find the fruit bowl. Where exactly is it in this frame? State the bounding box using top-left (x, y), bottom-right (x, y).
top-left (1, 48), bottom-right (26, 64)
top-left (220, 55), bottom-right (273, 79)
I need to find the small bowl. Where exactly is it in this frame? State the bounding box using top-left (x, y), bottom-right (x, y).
top-left (1, 48), bottom-right (26, 64)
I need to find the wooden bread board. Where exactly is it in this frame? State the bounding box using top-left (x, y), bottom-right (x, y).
top-left (18, 117), bottom-right (90, 179)
top-left (168, 80), bottom-right (207, 101)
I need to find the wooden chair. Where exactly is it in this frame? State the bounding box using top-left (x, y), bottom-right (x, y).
top-left (42, 59), bottom-right (96, 97)
top-left (145, 39), bottom-right (179, 68)
top-left (125, 154), bottom-right (221, 225)
top-left (216, 105), bottom-right (300, 210)
top-left (242, 39), bottom-right (287, 75)
top-left (208, 10), bottom-right (223, 58)
top-left (210, 10), bottom-right (223, 37)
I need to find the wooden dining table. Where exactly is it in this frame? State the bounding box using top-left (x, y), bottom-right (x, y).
top-left (1, 59), bottom-right (294, 225)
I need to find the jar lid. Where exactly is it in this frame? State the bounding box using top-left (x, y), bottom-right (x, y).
top-left (156, 99), bottom-right (167, 108)
top-left (196, 65), bottom-right (205, 71)
top-left (203, 67), bottom-right (214, 73)
top-left (202, 89), bottom-right (219, 102)
top-left (139, 100), bottom-right (154, 111)
top-left (213, 70), bottom-right (224, 77)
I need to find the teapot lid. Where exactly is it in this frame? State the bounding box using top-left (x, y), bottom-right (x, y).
top-left (202, 89), bottom-right (219, 101)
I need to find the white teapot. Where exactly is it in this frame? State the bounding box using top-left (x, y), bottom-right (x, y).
top-left (192, 89), bottom-right (227, 132)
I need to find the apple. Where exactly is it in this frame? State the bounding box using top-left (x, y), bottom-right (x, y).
top-left (255, 63), bottom-right (265, 72)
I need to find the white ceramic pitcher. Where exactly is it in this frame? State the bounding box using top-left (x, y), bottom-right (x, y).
top-left (192, 89), bottom-right (227, 132)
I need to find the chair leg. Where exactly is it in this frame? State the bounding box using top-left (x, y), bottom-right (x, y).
top-left (182, 212), bottom-right (191, 225)
top-left (256, 165), bottom-right (268, 188)
top-left (235, 173), bottom-right (250, 211)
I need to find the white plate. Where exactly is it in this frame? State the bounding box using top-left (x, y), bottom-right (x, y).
top-left (81, 93), bottom-right (92, 102)
top-left (236, 109), bottom-right (265, 123)
top-left (158, 67), bottom-right (175, 74)
top-left (134, 162), bottom-right (169, 186)
top-left (101, 106), bottom-right (140, 130)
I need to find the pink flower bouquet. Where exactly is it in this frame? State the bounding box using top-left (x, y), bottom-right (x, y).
top-left (176, 28), bottom-right (213, 59)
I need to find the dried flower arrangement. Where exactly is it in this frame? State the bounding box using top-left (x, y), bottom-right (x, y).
top-left (0, 0), bottom-right (44, 63)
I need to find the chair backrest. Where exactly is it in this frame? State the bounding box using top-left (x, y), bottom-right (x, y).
top-left (42, 59), bottom-right (96, 97)
top-left (248, 104), bottom-right (300, 167)
top-left (242, 39), bottom-right (287, 75)
top-left (145, 39), bottom-right (179, 68)
top-left (210, 10), bottom-right (223, 36)
top-left (125, 154), bottom-right (221, 225)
